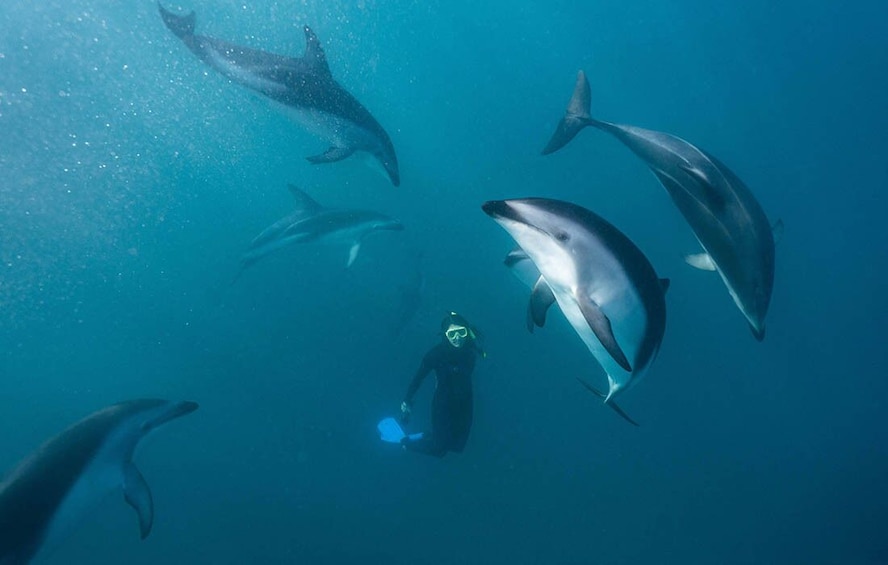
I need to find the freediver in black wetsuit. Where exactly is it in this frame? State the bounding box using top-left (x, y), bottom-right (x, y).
top-left (399, 312), bottom-right (485, 457)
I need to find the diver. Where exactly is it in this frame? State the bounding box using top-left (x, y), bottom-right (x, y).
top-left (399, 312), bottom-right (485, 457)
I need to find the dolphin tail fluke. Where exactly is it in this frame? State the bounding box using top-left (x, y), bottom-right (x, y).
top-left (575, 377), bottom-right (639, 426)
top-left (123, 462), bottom-right (154, 539)
top-left (541, 70), bottom-right (594, 155)
top-left (158, 4), bottom-right (196, 39)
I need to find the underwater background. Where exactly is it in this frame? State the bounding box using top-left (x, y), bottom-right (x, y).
top-left (1, 0), bottom-right (886, 563)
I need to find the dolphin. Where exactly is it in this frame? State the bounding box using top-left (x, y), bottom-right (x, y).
top-left (504, 247), bottom-right (640, 425)
top-left (0, 399), bottom-right (198, 565)
top-left (542, 70), bottom-right (776, 340)
top-left (393, 250), bottom-right (425, 336)
top-left (483, 198), bottom-right (668, 423)
top-left (234, 184), bottom-right (404, 280)
top-left (158, 4), bottom-right (401, 186)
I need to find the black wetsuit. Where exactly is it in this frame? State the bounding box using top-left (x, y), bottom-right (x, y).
top-left (402, 341), bottom-right (480, 457)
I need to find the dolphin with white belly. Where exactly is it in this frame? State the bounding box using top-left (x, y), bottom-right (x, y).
top-left (159, 4), bottom-right (400, 186)
top-left (0, 399), bottom-right (198, 565)
top-left (483, 198), bottom-right (668, 423)
top-left (542, 70), bottom-right (776, 339)
top-left (234, 184), bottom-right (404, 280)
top-left (504, 247), bottom-right (641, 425)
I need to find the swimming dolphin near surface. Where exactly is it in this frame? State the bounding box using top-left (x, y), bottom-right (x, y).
top-left (483, 198), bottom-right (668, 423)
top-left (234, 184), bottom-right (404, 280)
top-left (0, 399), bottom-right (198, 564)
top-left (542, 70), bottom-right (776, 340)
top-left (504, 247), bottom-right (640, 425)
top-left (158, 4), bottom-right (401, 186)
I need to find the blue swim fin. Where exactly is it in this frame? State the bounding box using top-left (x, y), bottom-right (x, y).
top-left (377, 417), bottom-right (424, 443)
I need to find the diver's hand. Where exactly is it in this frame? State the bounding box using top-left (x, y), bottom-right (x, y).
top-left (400, 401), bottom-right (411, 424)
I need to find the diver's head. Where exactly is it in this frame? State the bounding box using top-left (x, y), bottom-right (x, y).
top-left (441, 312), bottom-right (473, 348)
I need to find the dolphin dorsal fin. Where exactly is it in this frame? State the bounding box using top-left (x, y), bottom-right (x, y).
top-left (302, 26), bottom-right (331, 77)
top-left (287, 184), bottom-right (323, 215)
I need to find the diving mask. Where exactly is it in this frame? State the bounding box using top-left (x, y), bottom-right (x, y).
top-left (445, 324), bottom-right (468, 347)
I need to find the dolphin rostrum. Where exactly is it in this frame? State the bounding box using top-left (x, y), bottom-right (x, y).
top-left (234, 184), bottom-right (404, 280)
top-left (0, 399), bottom-right (199, 564)
top-left (542, 70), bottom-right (776, 340)
top-left (158, 4), bottom-right (401, 186)
top-left (483, 198), bottom-right (668, 423)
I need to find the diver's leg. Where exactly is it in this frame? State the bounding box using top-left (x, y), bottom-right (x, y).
top-left (448, 393), bottom-right (473, 453)
top-left (403, 391), bottom-right (450, 457)
top-left (403, 434), bottom-right (447, 457)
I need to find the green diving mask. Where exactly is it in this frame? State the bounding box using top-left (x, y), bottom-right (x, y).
top-left (445, 324), bottom-right (469, 347)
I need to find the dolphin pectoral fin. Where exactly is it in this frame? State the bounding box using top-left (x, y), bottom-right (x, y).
top-left (684, 252), bottom-right (717, 271)
top-left (526, 276), bottom-right (556, 332)
top-left (306, 146), bottom-right (355, 165)
top-left (158, 4), bottom-right (196, 39)
top-left (576, 296), bottom-right (632, 372)
top-left (123, 463), bottom-right (154, 540)
top-left (347, 242), bottom-right (361, 267)
top-left (575, 377), bottom-right (639, 426)
top-left (541, 70), bottom-right (594, 155)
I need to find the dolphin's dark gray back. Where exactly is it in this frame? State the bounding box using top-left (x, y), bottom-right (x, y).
top-left (0, 403), bottom-right (141, 563)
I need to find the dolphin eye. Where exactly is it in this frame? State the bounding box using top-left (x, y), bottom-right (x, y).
top-left (554, 231), bottom-right (570, 242)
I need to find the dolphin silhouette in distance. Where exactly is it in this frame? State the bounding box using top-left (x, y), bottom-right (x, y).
top-left (0, 399), bottom-right (198, 564)
top-left (543, 70), bottom-right (777, 340)
top-left (484, 198), bottom-right (668, 425)
top-left (233, 184), bottom-right (404, 281)
top-left (158, 4), bottom-right (401, 186)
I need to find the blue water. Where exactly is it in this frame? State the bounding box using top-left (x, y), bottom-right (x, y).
top-left (1, 0), bottom-right (886, 563)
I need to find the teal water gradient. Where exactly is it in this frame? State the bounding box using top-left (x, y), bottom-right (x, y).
top-left (0, 1), bottom-right (886, 563)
